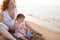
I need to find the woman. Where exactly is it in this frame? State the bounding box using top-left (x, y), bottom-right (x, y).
top-left (0, 0), bottom-right (17, 40)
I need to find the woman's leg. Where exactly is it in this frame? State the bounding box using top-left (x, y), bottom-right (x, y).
top-left (0, 26), bottom-right (16, 40)
top-left (18, 37), bottom-right (27, 40)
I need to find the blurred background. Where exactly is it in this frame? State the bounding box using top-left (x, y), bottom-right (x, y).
top-left (0, 0), bottom-right (60, 32)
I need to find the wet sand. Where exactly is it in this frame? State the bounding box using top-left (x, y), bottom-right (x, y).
top-left (28, 21), bottom-right (60, 40)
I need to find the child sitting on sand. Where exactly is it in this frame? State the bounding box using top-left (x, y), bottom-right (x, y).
top-left (14, 14), bottom-right (32, 40)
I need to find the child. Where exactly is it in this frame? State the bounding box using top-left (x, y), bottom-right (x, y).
top-left (14, 14), bottom-right (32, 40)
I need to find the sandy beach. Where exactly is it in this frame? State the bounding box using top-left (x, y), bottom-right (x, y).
top-left (28, 21), bottom-right (60, 40)
top-left (0, 21), bottom-right (60, 40)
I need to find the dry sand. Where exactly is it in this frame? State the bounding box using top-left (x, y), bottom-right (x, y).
top-left (28, 21), bottom-right (60, 40)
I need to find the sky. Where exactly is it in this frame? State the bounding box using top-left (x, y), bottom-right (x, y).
top-left (16, 0), bottom-right (60, 6)
top-left (0, 0), bottom-right (60, 6)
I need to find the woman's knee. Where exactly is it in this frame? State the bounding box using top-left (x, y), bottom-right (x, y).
top-left (0, 23), bottom-right (9, 31)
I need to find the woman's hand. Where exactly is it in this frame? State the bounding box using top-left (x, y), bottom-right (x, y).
top-left (11, 38), bottom-right (17, 40)
top-left (29, 30), bottom-right (33, 33)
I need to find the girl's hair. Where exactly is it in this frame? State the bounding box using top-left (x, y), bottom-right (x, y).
top-left (16, 14), bottom-right (25, 20)
top-left (1, 0), bottom-right (15, 11)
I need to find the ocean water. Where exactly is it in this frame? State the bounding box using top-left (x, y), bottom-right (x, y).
top-left (16, 5), bottom-right (60, 32)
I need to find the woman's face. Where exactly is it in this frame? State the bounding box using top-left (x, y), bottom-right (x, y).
top-left (8, 0), bottom-right (16, 9)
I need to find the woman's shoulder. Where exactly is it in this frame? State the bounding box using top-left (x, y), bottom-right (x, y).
top-left (0, 10), bottom-right (4, 15)
top-left (0, 10), bottom-right (7, 14)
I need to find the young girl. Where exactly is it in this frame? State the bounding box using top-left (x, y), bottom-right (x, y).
top-left (14, 14), bottom-right (32, 40)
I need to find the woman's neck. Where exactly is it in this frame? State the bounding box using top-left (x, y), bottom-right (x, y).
top-left (7, 8), bottom-right (14, 19)
top-left (7, 8), bottom-right (14, 11)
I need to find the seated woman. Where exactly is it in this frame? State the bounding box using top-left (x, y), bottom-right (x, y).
top-left (0, 0), bottom-right (17, 40)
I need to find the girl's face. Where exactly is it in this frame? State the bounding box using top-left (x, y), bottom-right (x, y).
top-left (18, 18), bottom-right (24, 23)
top-left (8, 0), bottom-right (16, 9)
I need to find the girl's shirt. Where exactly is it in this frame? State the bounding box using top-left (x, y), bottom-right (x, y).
top-left (14, 21), bottom-right (26, 35)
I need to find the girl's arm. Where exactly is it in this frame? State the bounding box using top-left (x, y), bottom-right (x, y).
top-left (0, 13), bottom-right (4, 22)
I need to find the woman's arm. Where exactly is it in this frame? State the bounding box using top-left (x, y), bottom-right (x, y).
top-left (24, 26), bottom-right (31, 32)
top-left (25, 21), bottom-right (38, 33)
top-left (25, 21), bottom-right (33, 30)
top-left (0, 13), bottom-right (4, 22)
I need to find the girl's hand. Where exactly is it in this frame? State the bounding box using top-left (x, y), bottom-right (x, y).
top-left (21, 33), bottom-right (26, 37)
top-left (11, 38), bottom-right (17, 40)
top-left (23, 35), bottom-right (26, 38)
top-left (23, 34), bottom-right (26, 38)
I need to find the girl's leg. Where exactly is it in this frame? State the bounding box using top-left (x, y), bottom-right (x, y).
top-left (0, 26), bottom-right (16, 40)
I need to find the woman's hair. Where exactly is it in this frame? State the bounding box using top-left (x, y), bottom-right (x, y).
top-left (1, 0), bottom-right (10, 11)
top-left (16, 14), bottom-right (25, 20)
top-left (1, 0), bottom-right (15, 11)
